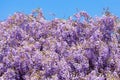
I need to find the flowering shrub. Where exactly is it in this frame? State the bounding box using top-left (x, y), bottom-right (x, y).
top-left (0, 9), bottom-right (120, 80)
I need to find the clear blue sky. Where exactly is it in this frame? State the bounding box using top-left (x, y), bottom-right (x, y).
top-left (0, 0), bottom-right (120, 20)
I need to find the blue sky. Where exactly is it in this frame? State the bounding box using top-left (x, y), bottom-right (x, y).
top-left (0, 0), bottom-right (120, 20)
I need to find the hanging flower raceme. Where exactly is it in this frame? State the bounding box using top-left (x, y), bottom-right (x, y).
top-left (0, 9), bottom-right (120, 80)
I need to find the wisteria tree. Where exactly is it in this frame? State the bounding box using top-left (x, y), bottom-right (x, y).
top-left (0, 9), bottom-right (120, 80)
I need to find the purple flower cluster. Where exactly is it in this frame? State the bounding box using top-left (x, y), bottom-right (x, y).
top-left (0, 9), bottom-right (120, 80)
